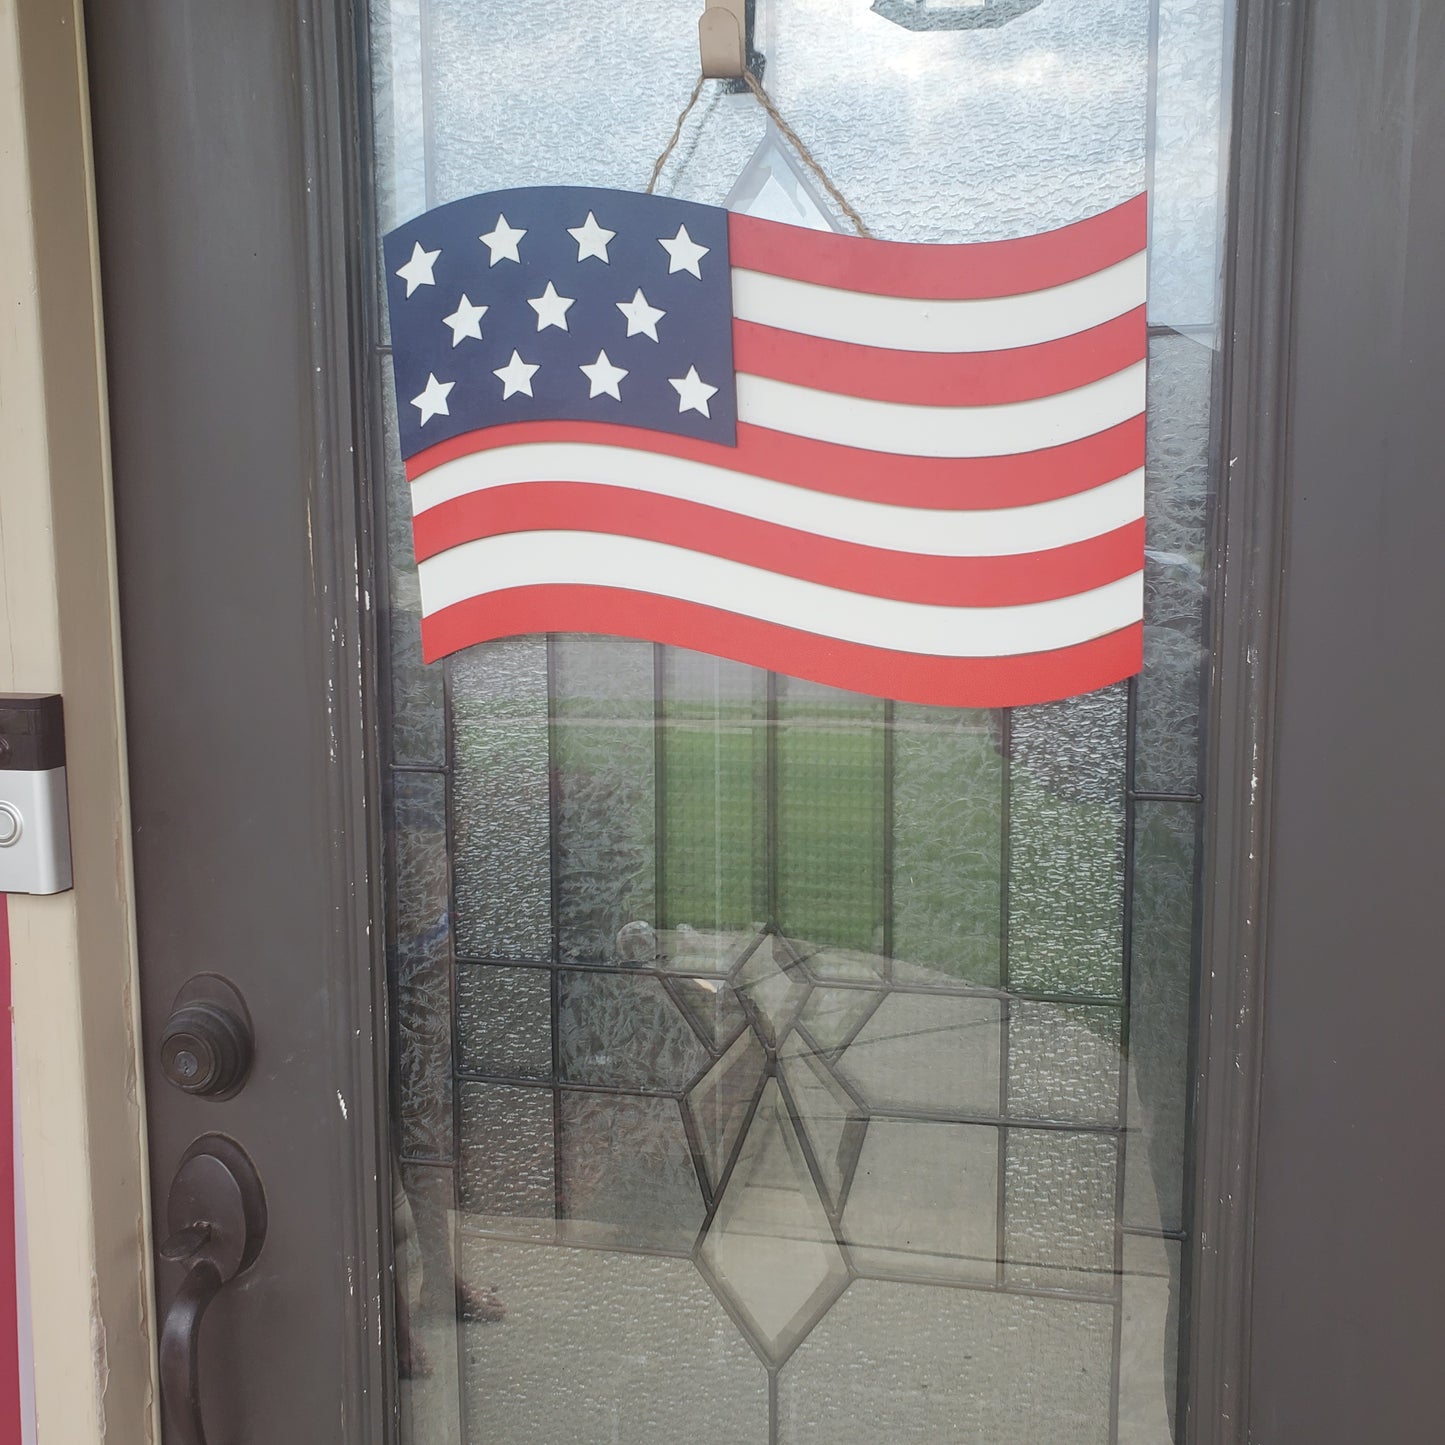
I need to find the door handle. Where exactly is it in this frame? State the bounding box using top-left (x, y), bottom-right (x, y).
top-left (158, 1135), bottom-right (267, 1445)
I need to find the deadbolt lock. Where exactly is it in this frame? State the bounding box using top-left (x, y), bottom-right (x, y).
top-left (160, 976), bottom-right (254, 1099)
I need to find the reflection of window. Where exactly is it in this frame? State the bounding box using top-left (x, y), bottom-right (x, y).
top-left (873, 0), bottom-right (1048, 31)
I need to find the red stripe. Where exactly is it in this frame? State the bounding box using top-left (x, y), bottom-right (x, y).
top-left (413, 484), bottom-right (1143, 608)
top-left (421, 588), bottom-right (1142, 708)
top-left (727, 195), bottom-right (1147, 300)
top-left (732, 308), bottom-right (1146, 406)
top-left (407, 417), bottom-right (1145, 511)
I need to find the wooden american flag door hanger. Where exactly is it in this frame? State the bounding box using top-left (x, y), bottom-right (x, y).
top-left (383, 184), bottom-right (1146, 707)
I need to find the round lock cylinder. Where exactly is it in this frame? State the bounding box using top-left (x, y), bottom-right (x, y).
top-left (159, 977), bottom-right (254, 1099)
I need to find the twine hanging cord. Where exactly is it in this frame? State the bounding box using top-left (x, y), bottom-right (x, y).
top-left (645, 70), bottom-right (873, 239)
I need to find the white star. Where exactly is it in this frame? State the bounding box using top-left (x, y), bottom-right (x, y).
top-left (659, 224), bottom-right (710, 279)
top-left (395, 241), bottom-right (440, 297)
top-left (410, 373), bottom-right (454, 425)
top-left (579, 349), bottom-right (628, 401)
top-left (616, 289), bottom-right (666, 342)
top-left (493, 350), bottom-right (540, 400)
top-left (568, 211), bottom-right (616, 263)
top-left (480, 213), bottom-right (526, 265)
top-left (442, 294), bottom-right (487, 346)
top-left (527, 281), bottom-right (575, 333)
top-left (669, 365), bottom-right (719, 417)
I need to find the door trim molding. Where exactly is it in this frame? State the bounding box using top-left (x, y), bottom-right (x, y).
top-left (1188, 2), bottom-right (1308, 1439)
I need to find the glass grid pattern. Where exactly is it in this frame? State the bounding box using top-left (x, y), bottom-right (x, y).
top-left (372, 0), bottom-right (1231, 1440)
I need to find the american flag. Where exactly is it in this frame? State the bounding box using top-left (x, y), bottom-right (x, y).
top-left (384, 185), bottom-right (1146, 706)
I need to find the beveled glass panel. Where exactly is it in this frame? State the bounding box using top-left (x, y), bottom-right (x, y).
top-left (373, 0), bottom-right (1233, 1437)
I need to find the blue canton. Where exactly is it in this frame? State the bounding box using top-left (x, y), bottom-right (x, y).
top-left (384, 186), bottom-right (737, 460)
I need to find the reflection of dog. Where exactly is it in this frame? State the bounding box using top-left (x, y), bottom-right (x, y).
top-left (393, 1169), bottom-right (507, 1379)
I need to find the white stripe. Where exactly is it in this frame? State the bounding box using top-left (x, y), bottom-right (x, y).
top-left (418, 533), bottom-right (1143, 658)
top-left (732, 251), bottom-right (1146, 353)
top-left (411, 446), bottom-right (1143, 558)
top-left (736, 362), bottom-right (1145, 458)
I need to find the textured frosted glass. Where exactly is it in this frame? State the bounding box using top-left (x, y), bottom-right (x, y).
top-left (841, 1119), bottom-right (997, 1283)
top-left (1009, 684), bottom-right (1128, 998)
top-left (838, 993), bottom-right (1001, 1116)
top-left (1005, 1128), bottom-right (1118, 1292)
top-left (1126, 802), bottom-right (1198, 1233)
top-left (1140, 333), bottom-right (1215, 796)
top-left (380, 384), bottom-right (444, 768)
top-left (1150, 0), bottom-right (1233, 329)
top-left (777, 678), bottom-right (885, 959)
top-left (1008, 1002), bottom-right (1122, 1125)
top-left (423, 0), bottom-right (1147, 244)
top-left (557, 971), bottom-right (708, 1092)
top-left (460, 1240), bottom-right (769, 1444)
top-left (391, 769), bottom-right (453, 1160)
top-left (558, 1092), bottom-right (703, 1251)
top-left (450, 637), bottom-right (552, 960)
top-left (777, 1282), bottom-right (1114, 1445)
top-left (661, 649), bottom-right (767, 940)
top-left (455, 964), bottom-right (551, 1081)
top-left (553, 636), bottom-right (656, 965)
top-left (891, 706), bottom-right (1003, 987)
top-left (367, 0), bottom-right (1224, 1432)
top-left (1140, 333), bottom-right (1214, 793)
top-left (368, 0), bottom-right (426, 231)
top-left (458, 1083), bottom-right (555, 1221)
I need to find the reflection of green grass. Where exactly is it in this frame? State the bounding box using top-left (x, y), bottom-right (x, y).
top-left (460, 694), bottom-right (1126, 997)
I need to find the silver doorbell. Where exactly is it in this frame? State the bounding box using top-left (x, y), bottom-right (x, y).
top-left (0, 695), bottom-right (73, 895)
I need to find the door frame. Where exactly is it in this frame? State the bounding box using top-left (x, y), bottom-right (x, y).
top-left (81, 0), bottom-right (1312, 1440)
top-left (1187, 0), bottom-right (1304, 1435)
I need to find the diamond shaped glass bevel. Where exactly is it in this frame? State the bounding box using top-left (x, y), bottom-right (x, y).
top-left (659, 924), bottom-right (766, 977)
top-left (668, 974), bottom-right (749, 1052)
top-left (796, 986), bottom-right (885, 1055)
top-left (731, 933), bottom-right (812, 1046)
top-left (723, 124), bottom-right (846, 233)
top-left (698, 1080), bottom-right (849, 1363)
top-left (685, 1028), bottom-right (767, 1194)
top-left (777, 1035), bottom-right (866, 1212)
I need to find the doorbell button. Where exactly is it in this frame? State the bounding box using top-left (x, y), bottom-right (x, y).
top-left (0, 695), bottom-right (71, 894)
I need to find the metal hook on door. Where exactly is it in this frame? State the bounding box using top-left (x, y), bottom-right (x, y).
top-left (158, 1135), bottom-right (267, 1445)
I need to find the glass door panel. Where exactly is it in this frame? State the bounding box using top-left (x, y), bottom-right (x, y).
top-left (369, 1), bottom-right (1234, 1440)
